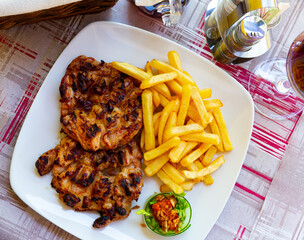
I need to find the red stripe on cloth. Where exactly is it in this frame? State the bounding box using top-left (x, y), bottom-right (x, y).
top-left (242, 165), bottom-right (273, 182)
top-left (235, 182), bottom-right (265, 201)
top-left (233, 225), bottom-right (242, 240)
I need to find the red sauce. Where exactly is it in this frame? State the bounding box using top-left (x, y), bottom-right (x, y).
top-left (151, 197), bottom-right (180, 233)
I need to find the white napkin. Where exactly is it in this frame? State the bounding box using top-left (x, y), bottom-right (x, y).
top-left (0, 0), bottom-right (81, 17)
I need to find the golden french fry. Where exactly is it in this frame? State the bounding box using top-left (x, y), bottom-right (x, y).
top-left (180, 143), bottom-right (213, 167)
top-left (180, 132), bottom-right (219, 145)
top-left (169, 141), bottom-right (187, 163)
top-left (157, 169), bottom-right (184, 194)
top-left (186, 161), bottom-right (205, 182)
top-left (158, 99), bottom-right (176, 144)
top-left (203, 175), bottom-right (214, 185)
top-left (140, 130), bottom-right (145, 149)
top-left (145, 61), bottom-right (153, 77)
top-left (141, 72), bottom-right (178, 89)
top-left (163, 112), bottom-right (177, 142)
top-left (178, 141), bottom-right (198, 161)
top-left (181, 181), bottom-right (197, 191)
top-left (213, 107), bottom-right (233, 151)
top-left (168, 50), bottom-right (183, 71)
top-left (209, 115), bottom-right (224, 151)
top-left (166, 124), bottom-right (204, 139)
top-left (151, 89), bottom-right (161, 108)
top-left (112, 62), bottom-right (150, 81)
top-left (199, 88), bottom-right (212, 99)
top-left (150, 59), bottom-right (195, 86)
top-left (144, 136), bottom-right (181, 161)
top-left (142, 90), bottom-right (155, 151)
top-left (177, 84), bottom-right (192, 126)
top-left (162, 162), bottom-right (185, 184)
top-left (172, 97), bottom-right (180, 112)
top-left (191, 86), bottom-right (209, 126)
top-left (187, 103), bottom-right (201, 123)
top-left (201, 145), bottom-right (218, 166)
top-left (204, 99), bottom-right (223, 111)
top-left (153, 112), bottom-right (162, 123)
top-left (154, 117), bottom-right (160, 136)
top-left (160, 184), bottom-right (172, 193)
top-left (159, 93), bottom-right (170, 107)
top-left (153, 83), bottom-right (171, 100)
top-left (166, 80), bottom-right (183, 96)
top-left (144, 153), bottom-right (170, 176)
top-left (182, 155), bottom-right (225, 179)
top-left (186, 119), bottom-right (195, 125)
top-left (186, 162), bottom-right (199, 171)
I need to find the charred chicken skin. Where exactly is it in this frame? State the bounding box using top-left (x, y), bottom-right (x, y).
top-left (35, 137), bottom-right (143, 228)
top-left (59, 55), bottom-right (143, 151)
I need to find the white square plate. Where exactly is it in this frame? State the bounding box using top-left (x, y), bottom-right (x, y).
top-left (10, 21), bottom-right (254, 240)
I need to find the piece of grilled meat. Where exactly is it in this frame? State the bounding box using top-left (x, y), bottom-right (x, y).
top-left (35, 136), bottom-right (143, 228)
top-left (59, 55), bottom-right (143, 151)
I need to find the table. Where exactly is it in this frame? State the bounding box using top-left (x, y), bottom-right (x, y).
top-left (1, 0), bottom-right (304, 239)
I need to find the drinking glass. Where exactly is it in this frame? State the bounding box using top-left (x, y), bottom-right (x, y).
top-left (248, 31), bottom-right (304, 120)
top-left (135, 0), bottom-right (188, 26)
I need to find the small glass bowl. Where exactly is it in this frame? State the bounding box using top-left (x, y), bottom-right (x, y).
top-left (143, 192), bottom-right (192, 237)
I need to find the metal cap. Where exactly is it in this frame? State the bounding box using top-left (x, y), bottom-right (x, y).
top-left (237, 15), bottom-right (267, 44)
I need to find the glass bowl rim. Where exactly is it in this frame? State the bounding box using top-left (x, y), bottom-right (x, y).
top-left (142, 192), bottom-right (192, 237)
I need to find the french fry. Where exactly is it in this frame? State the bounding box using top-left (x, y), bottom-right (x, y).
top-left (186, 162), bottom-right (199, 171)
top-left (209, 116), bottom-right (224, 152)
top-left (191, 86), bottom-right (209, 126)
top-left (141, 72), bottom-right (178, 89)
top-left (154, 117), bottom-right (160, 136)
top-left (204, 99), bottom-right (223, 111)
top-left (151, 89), bottom-right (161, 108)
top-left (169, 141), bottom-right (187, 163)
top-left (180, 132), bottom-right (219, 145)
top-left (182, 155), bottom-right (225, 179)
top-left (160, 184), bottom-right (172, 193)
top-left (177, 84), bottom-right (192, 126)
top-left (166, 124), bottom-right (204, 139)
top-left (187, 104), bottom-right (201, 123)
top-left (145, 61), bottom-right (153, 77)
top-left (153, 83), bottom-right (171, 100)
top-left (159, 93), bottom-right (170, 107)
top-left (187, 161), bottom-right (205, 182)
top-left (163, 112), bottom-right (177, 142)
top-left (172, 97), bottom-right (181, 112)
top-left (144, 153), bottom-right (170, 177)
top-left (144, 136), bottom-right (181, 161)
top-left (150, 59), bottom-right (195, 86)
top-left (178, 141), bottom-right (198, 161)
top-left (153, 112), bottom-right (162, 123)
top-left (142, 90), bottom-right (155, 151)
top-left (112, 62), bottom-right (150, 81)
top-left (157, 169), bottom-right (184, 194)
top-left (203, 175), bottom-right (214, 185)
top-left (201, 145), bottom-right (218, 166)
top-left (140, 130), bottom-right (145, 149)
top-left (120, 51), bottom-right (233, 194)
top-left (199, 88), bottom-right (212, 99)
top-left (166, 80), bottom-right (183, 96)
top-left (162, 162), bottom-right (185, 184)
top-left (168, 50), bottom-right (183, 71)
top-left (213, 107), bottom-right (233, 151)
top-left (181, 181), bottom-right (197, 191)
top-left (158, 99), bottom-right (176, 144)
top-left (180, 143), bottom-right (213, 167)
